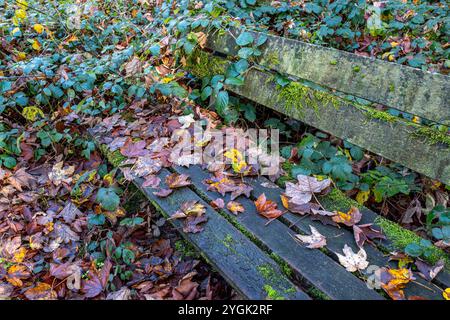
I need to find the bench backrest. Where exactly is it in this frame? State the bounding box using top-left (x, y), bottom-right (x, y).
top-left (199, 28), bottom-right (450, 184)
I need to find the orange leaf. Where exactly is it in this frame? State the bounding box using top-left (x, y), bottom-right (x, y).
top-left (254, 193), bottom-right (283, 220)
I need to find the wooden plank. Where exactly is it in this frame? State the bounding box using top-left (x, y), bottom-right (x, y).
top-left (223, 67), bottom-right (450, 185)
top-left (207, 28), bottom-right (450, 125)
top-left (174, 165), bottom-right (384, 300)
top-left (134, 169), bottom-right (309, 300)
top-left (245, 175), bottom-right (445, 299)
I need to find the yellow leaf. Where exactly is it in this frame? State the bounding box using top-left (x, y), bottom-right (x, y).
top-left (13, 247), bottom-right (27, 263)
top-left (412, 116), bottom-right (420, 124)
top-left (22, 106), bottom-right (44, 121)
top-left (356, 190), bottom-right (370, 205)
top-left (224, 149), bottom-right (249, 174)
top-left (388, 54), bottom-right (395, 62)
top-left (31, 39), bottom-right (41, 51)
top-left (390, 41), bottom-right (399, 48)
top-left (33, 24), bottom-right (44, 34)
top-left (15, 9), bottom-right (27, 20)
top-left (443, 288), bottom-right (450, 300)
top-left (17, 0), bottom-right (29, 9)
top-left (17, 51), bottom-right (27, 61)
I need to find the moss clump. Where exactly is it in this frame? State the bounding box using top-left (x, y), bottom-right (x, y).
top-left (307, 287), bottom-right (330, 300)
top-left (330, 59), bottom-right (337, 65)
top-left (278, 82), bottom-right (340, 117)
top-left (269, 253), bottom-right (293, 277)
top-left (100, 144), bottom-right (126, 167)
top-left (321, 188), bottom-right (362, 211)
top-left (263, 285), bottom-right (285, 300)
top-left (353, 66), bottom-right (361, 72)
top-left (412, 126), bottom-right (450, 147)
top-left (185, 49), bottom-right (227, 78)
top-left (222, 234), bottom-right (237, 253)
top-left (257, 263), bottom-right (292, 292)
top-left (363, 108), bottom-right (398, 123)
top-left (374, 216), bottom-right (449, 269)
top-left (265, 52), bottom-right (280, 66)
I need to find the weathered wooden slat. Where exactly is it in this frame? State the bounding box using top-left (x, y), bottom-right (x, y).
top-left (207, 29), bottom-right (450, 125)
top-left (174, 165), bottom-right (384, 300)
top-left (245, 175), bottom-right (445, 299)
top-left (134, 169), bottom-right (309, 300)
top-left (222, 67), bottom-right (450, 185)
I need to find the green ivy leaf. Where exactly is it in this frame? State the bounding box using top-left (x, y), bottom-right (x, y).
top-left (236, 32), bottom-right (254, 46)
top-left (96, 187), bottom-right (120, 211)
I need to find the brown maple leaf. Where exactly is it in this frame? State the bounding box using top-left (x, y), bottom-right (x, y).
top-left (166, 173), bottom-right (191, 189)
top-left (254, 193), bottom-right (283, 220)
top-left (7, 168), bottom-right (35, 191)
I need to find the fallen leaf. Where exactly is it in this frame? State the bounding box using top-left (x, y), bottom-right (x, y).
top-left (332, 207), bottom-right (362, 226)
top-left (254, 193), bottom-right (283, 220)
top-left (415, 259), bottom-right (445, 281)
top-left (211, 198), bottom-right (225, 209)
top-left (106, 287), bottom-right (131, 300)
top-left (153, 188), bottom-right (173, 198)
top-left (443, 288), bottom-right (450, 300)
top-left (48, 161), bottom-right (75, 186)
top-left (380, 268), bottom-right (414, 300)
top-left (82, 259), bottom-right (112, 298)
top-left (7, 168), bottom-right (35, 191)
top-left (226, 201), bottom-right (245, 215)
top-left (120, 138), bottom-right (148, 157)
top-left (166, 173), bottom-right (191, 189)
top-left (142, 175), bottom-right (161, 188)
top-left (183, 215), bottom-right (208, 233)
top-left (170, 201), bottom-right (206, 220)
top-left (133, 156), bottom-right (162, 177)
top-left (285, 175), bottom-right (331, 205)
top-left (0, 283), bottom-right (14, 299)
top-left (353, 223), bottom-right (385, 247)
top-left (295, 226), bottom-right (327, 249)
top-left (24, 282), bottom-right (57, 300)
top-left (335, 244), bottom-right (369, 272)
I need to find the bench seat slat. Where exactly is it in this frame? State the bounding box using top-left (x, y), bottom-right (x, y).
top-left (208, 29), bottom-right (450, 126)
top-left (174, 165), bottom-right (384, 300)
top-left (244, 175), bottom-right (445, 299)
top-left (133, 168), bottom-right (309, 300)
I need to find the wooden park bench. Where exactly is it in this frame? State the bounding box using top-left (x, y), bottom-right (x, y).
top-left (93, 28), bottom-right (450, 300)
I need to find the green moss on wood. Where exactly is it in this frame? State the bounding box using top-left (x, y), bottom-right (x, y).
top-left (265, 52), bottom-right (280, 66)
top-left (374, 216), bottom-right (449, 269)
top-left (363, 108), bottom-right (398, 123)
top-left (269, 253), bottom-right (293, 277)
top-left (307, 287), bottom-right (331, 300)
top-left (412, 126), bottom-right (450, 147)
top-left (185, 49), bottom-right (227, 78)
top-left (277, 82), bottom-right (340, 117)
top-left (320, 188), bottom-right (362, 211)
top-left (222, 233), bottom-right (237, 254)
top-left (263, 285), bottom-right (285, 300)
